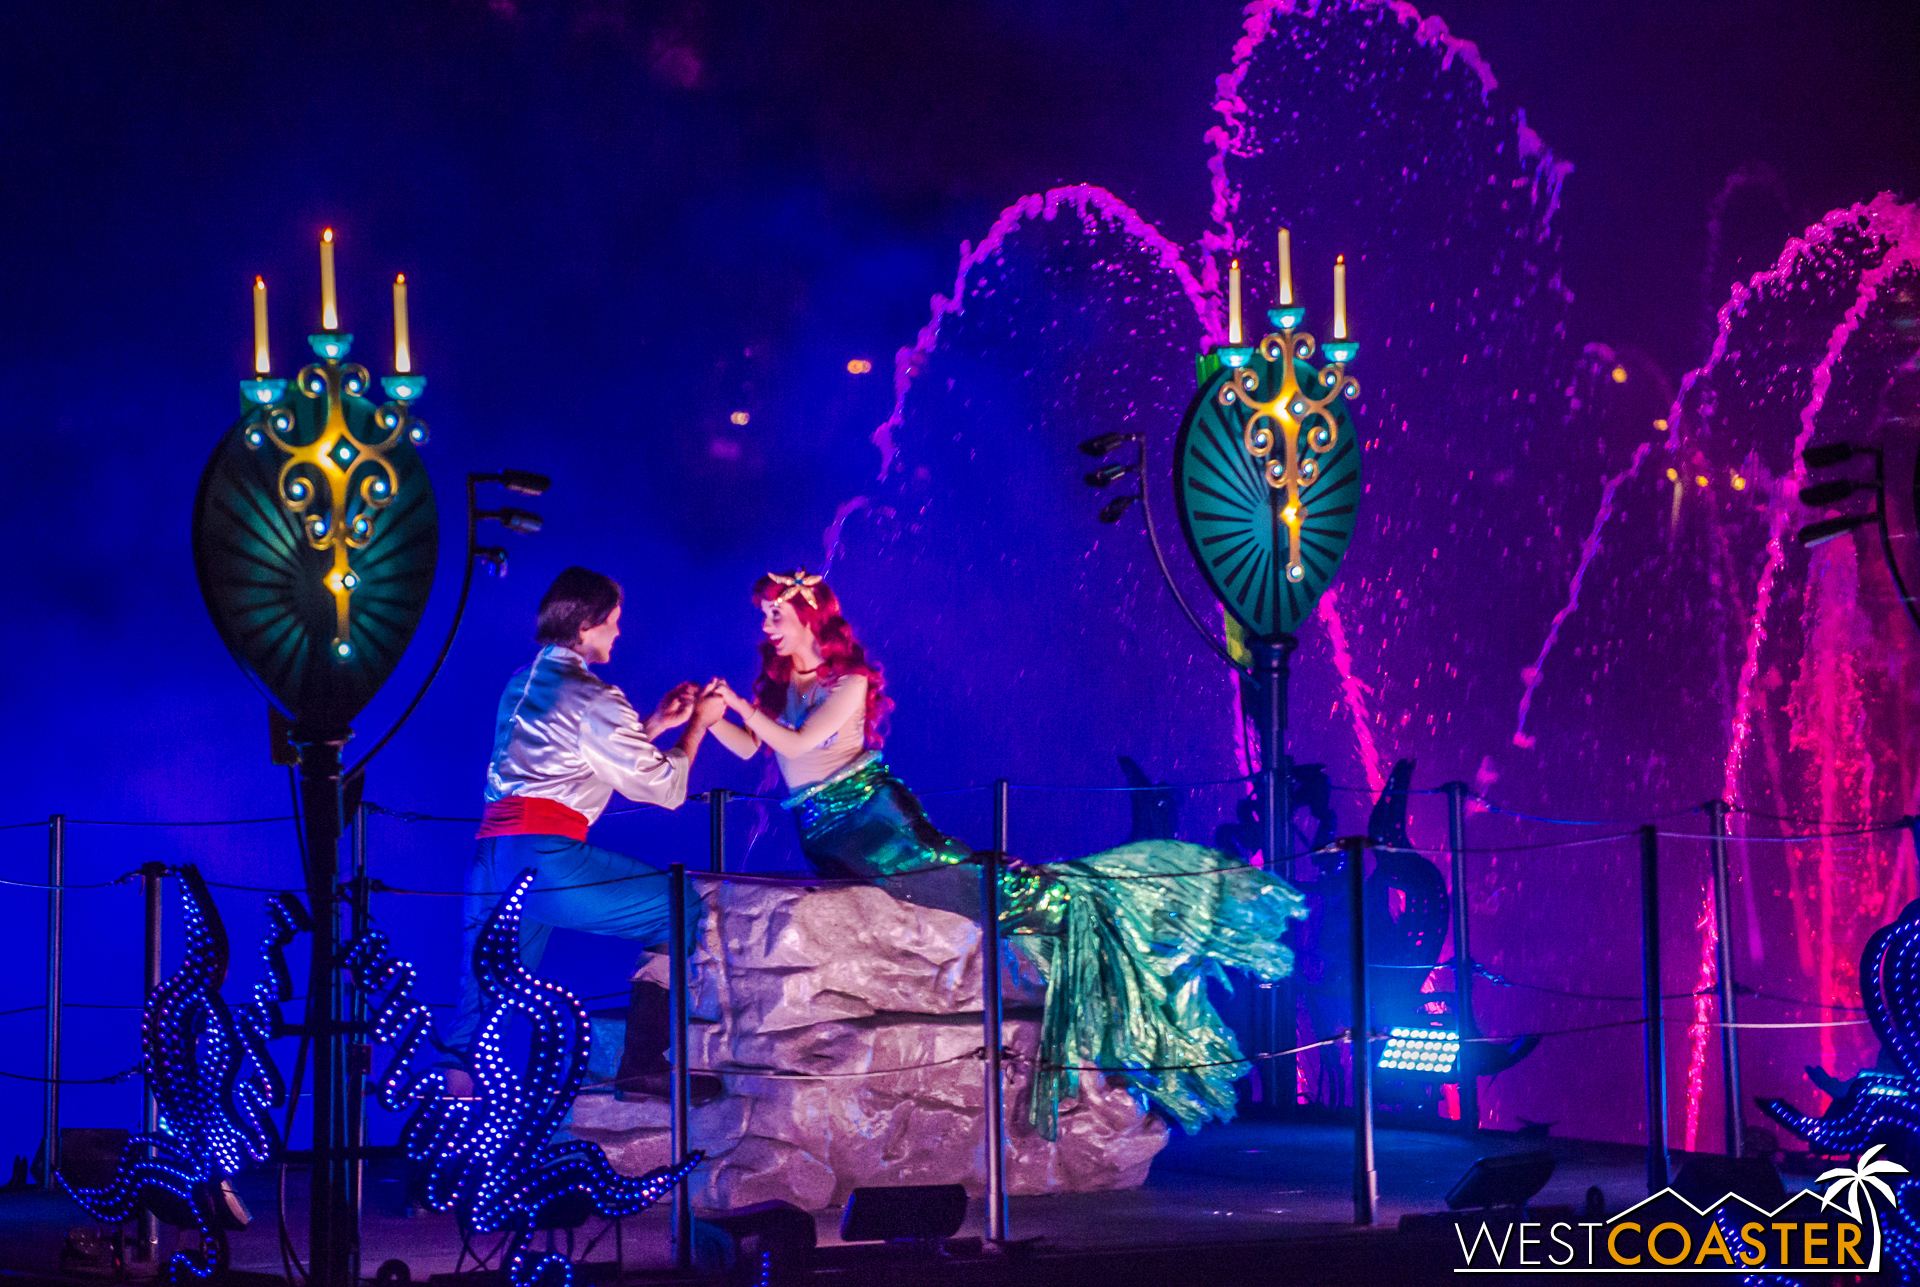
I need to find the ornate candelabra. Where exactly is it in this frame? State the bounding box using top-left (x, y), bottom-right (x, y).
top-left (243, 335), bottom-right (429, 661)
top-left (1082, 237), bottom-right (1363, 1115)
top-left (195, 235), bottom-right (440, 1287)
top-left (1182, 299), bottom-right (1361, 635)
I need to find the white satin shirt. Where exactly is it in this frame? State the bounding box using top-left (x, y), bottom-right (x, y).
top-left (483, 645), bottom-right (688, 822)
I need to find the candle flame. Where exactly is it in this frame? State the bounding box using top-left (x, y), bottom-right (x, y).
top-left (1227, 257), bottom-right (1243, 345)
top-left (393, 272), bottom-right (411, 374)
top-left (1333, 254), bottom-right (1348, 340)
top-left (252, 274), bottom-right (271, 375)
top-left (320, 228), bottom-right (339, 331)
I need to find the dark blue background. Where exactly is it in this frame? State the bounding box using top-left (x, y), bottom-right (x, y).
top-left (1, 1), bottom-right (1915, 1163)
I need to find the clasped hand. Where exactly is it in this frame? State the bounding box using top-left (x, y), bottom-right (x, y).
top-left (643, 680), bottom-right (726, 739)
top-left (699, 676), bottom-right (751, 716)
top-left (643, 677), bottom-right (751, 742)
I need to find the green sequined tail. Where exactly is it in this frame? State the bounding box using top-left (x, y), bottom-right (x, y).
top-left (1027, 841), bottom-right (1306, 1137)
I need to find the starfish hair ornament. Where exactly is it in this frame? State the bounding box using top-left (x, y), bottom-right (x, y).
top-left (767, 568), bottom-right (824, 609)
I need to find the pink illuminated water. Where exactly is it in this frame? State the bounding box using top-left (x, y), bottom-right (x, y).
top-left (1663, 195), bottom-right (1920, 1150)
top-left (1510, 441), bottom-right (1653, 750)
top-left (1318, 587), bottom-right (1387, 797)
top-left (826, 0), bottom-right (1920, 1148)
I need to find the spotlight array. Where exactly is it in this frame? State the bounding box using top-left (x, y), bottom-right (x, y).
top-left (1377, 1026), bottom-right (1461, 1079)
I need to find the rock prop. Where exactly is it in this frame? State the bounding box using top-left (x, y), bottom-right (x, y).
top-left (564, 879), bottom-right (1170, 1210)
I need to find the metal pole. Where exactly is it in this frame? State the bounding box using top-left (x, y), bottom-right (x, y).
top-left (709, 788), bottom-right (729, 874)
top-left (668, 863), bottom-right (692, 1271)
top-left (138, 862), bottom-right (166, 1261)
top-left (1443, 783), bottom-right (1478, 1134)
top-left (349, 803), bottom-right (370, 1235)
top-left (1640, 824), bottom-right (1670, 1193)
top-left (1344, 834), bottom-right (1376, 1225)
top-left (43, 814), bottom-right (63, 1191)
top-left (297, 733), bottom-right (355, 1287)
top-left (1704, 800), bottom-right (1744, 1158)
top-left (982, 780), bottom-right (1010, 1243)
top-left (1253, 635), bottom-right (1298, 1112)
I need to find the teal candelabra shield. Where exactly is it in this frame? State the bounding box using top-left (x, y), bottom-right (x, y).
top-left (192, 353), bottom-right (437, 733)
top-left (1174, 328), bottom-right (1361, 640)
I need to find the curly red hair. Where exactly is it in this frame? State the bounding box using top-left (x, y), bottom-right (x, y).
top-left (751, 574), bottom-right (892, 747)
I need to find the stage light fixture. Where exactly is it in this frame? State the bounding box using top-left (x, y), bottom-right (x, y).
top-left (1799, 478), bottom-right (1867, 507)
top-left (1098, 494), bottom-right (1139, 523)
top-left (1376, 1026), bottom-right (1460, 1079)
top-left (1445, 1151), bottom-right (1556, 1210)
top-left (840, 1185), bottom-right (968, 1242)
top-left (498, 470), bottom-right (551, 496)
top-left (1803, 442), bottom-right (1858, 469)
top-left (1085, 462), bottom-right (1135, 488)
top-left (1797, 513), bottom-right (1877, 547)
top-left (1079, 431), bottom-right (1134, 457)
top-left (1672, 1156), bottom-right (1787, 1211)
top-left (480, 507), bottom-right (544, 535)
top-left (471, 469), bottom-right (551, 496)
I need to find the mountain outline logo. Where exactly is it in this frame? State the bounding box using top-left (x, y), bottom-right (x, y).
top-left (1451, 1148), bottom-right (1909, 1274)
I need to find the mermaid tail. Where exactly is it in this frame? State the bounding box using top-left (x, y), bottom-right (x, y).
top-left (786, 757), bottom-right (1306, 1136)
top-left (1032, 841), bottom-right (1305, 1134)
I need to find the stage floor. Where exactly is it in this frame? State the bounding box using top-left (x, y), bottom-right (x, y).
top-left (0, 1117), bottom-right (1785, 1285)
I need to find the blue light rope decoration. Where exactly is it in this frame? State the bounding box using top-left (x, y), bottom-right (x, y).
top-left (1759, 909), bottom-right (1920, 1278)
top-left (59, 866), bottom-right (291, 1283)
top-left (343, 869), bottom-right (700, 1287)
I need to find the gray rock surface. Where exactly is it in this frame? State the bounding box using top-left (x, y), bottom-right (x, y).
top-left (563, 879), bottom-right (1169, 1210)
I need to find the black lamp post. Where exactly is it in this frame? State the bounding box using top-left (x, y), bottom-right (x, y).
top-left (1080, 242), bottom-right (1365, 1113)
top-left (192, 235), bottom-right (543, 1285)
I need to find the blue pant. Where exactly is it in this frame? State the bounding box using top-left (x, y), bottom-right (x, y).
top-left (446, 832), bottom-right (703, 1055)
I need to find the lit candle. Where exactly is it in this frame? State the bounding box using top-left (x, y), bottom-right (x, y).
top-left (1277, 228), bottom-right (1293, 306)
top-left (393, 273), bottom-right (411, 373)
top-left (320, 228), bottom-right (339, 331)
top-left (1333, 254), bottom-right (1347, 340)
top-left (253, 276), bottom-right (271, 374)
top-left (1228, 257), bottom-right (1243, 345)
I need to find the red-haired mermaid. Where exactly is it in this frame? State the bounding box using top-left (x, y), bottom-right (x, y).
top-left (703, 569), bottom-right (1306, 1135)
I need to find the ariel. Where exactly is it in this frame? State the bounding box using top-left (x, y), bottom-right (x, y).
top-left (704, 569), bottom-right (1307, 1133)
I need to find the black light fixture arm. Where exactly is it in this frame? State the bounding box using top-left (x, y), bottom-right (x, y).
top-left (345, 471), bottom-right (549, 785)
top-left (1799, 442), bottom-right (1920, 638)
top-left (1130, 437), bottom-right (1250, 674)
top-left (1867, 447), bottom-right (1920, 636)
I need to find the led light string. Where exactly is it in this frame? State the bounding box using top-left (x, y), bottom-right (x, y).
top-left (6, 782), bottom-right (1915, 835)
top-left (1473, 967), bottom-right (1868, 1010)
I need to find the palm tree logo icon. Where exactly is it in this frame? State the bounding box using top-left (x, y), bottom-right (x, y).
top-left (1816, 1142), bottom-right (1909, 1255)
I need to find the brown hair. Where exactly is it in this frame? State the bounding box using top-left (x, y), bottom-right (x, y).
top-left (536, 567), bottom-right (622, 645)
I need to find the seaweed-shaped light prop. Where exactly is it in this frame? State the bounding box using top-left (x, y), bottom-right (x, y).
top-left (345, 872), bottom-right (699, 1287)
top-left (60, 868), bottom-right (295, 1283)
top-left (1761, 909), bottom-right (1920, 1277)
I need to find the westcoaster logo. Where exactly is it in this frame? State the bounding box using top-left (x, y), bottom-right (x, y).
top-left (1452, 1145), bottom-right (1907, 1273)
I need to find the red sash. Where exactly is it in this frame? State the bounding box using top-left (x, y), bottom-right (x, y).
top-left (475, 796), bottom-right (590, 842)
